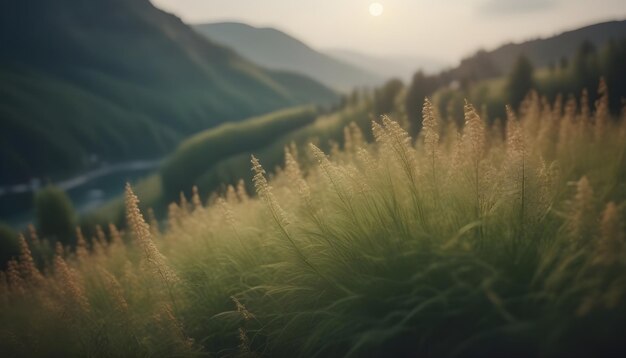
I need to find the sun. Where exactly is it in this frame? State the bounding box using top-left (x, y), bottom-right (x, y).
top-left (369, 2), bottom-right (384, 17)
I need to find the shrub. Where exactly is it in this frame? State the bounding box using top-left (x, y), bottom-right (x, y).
top-left (0, 222), bottom-right (19, 267)
top-left (34, 186), bottom-right (75, 244)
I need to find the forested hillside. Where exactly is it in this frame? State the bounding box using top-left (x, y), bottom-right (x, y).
top-left (0, 0), bottom-right (337, 186)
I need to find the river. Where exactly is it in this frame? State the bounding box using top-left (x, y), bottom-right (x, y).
top-left (0, 160), bottom-right (161, 229)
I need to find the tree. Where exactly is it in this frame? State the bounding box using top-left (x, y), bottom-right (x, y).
top-left (559, 56), bottom-right (569, 70)
top-left (405, 71), bottom-right (440, 136)
top-left (600, 38), bottom-right (626, 113)
top-left (374, 78), bottom-right (404, 117)
top-left (35, 186), bottom-right (75, 245)
top-left (572, 40), bottom-right (598, 90)
top-left (507, 55), bottom-right (534, 109)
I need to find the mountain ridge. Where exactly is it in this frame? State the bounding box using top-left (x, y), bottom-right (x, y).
top-left (443, 19), bottom-right (626, 81)
top-left (325, 48), bottom-right (446, 81)
top-left (194, 22), bottom-right (383, 91)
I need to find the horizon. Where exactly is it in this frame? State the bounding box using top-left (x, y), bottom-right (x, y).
top-left (151, 0), bottom-right (626, 63)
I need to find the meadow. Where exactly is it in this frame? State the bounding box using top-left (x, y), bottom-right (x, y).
top-left (1, 82), bottom-right (625, 357)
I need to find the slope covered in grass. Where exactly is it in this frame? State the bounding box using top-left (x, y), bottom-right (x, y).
top-left (2, 86), bottom-right (626, 356)
top-left (160, 106), bottom-right (320, 199)
top-left (0, 0), bottom-right (337, 185)
top-left (194, 104), bottom-right (372, 195)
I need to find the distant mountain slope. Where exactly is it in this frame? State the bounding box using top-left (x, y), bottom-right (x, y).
top-left (325, 49), bottom-right (445, 81)
top-left (0, 0), bottom-right (337, 186)
top-left (488, 20), bottom-right (626, 71)
top-left (445, 20), bottom-right (626, 81)
top-left (194, 22), bottom-right (383, 91)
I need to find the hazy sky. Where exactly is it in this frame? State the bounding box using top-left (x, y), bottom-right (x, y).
top-left (151, 0), bottom-right (626, 64)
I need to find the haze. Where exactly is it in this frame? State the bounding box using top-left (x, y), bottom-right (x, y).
top-left (151, 0), bottom-right (626, 64)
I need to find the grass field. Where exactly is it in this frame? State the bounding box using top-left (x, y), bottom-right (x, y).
top-left (1, 83), bottom-right (625, 357)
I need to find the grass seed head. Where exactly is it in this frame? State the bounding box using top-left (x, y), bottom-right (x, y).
top-left (54, 255), bottom-right (90, 312)
top-left (75, 227), bottom-right (89, 261)
top-left (125, 184), bottom-right (178, 285)
top-left (595, 202), bottom-right (625, 265)
top-left (18, 234), bottom-right (43, 284)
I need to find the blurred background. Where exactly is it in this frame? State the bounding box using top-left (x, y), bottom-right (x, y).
top-left (1, 0), bottom-right (625, 256)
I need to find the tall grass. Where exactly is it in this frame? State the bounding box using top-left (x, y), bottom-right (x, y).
top-left (1, 84), bottom-right (625, 357)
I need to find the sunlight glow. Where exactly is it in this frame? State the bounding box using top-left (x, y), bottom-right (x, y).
top-left (369, 2), bottom-right (384, 17)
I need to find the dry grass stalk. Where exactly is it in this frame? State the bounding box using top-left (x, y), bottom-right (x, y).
top-left (463, 101), bottom-right (487, 217)
top-left (148, 207), bottom-right (161, 237)
top-left (462, 100), bottom-right (485, 164)
top-left (108, 223), bottom-right (124, 249)
top-left (231, 296), bottom-right (254, 321)
top-left (349, 122), bottom-right (364, 149)
top-left (343, 125), bottom-right (354, 153)
top-left (153, 303), bottom-right (195, 351)
top-left (594, 202), bottom-right (625, 265)
top-left (309, 143), bottom-right (354, 201)
top-left (251, 155), bottom-right (290, 228)
top-left (95, 225), bottom-right (108, 249)
top-left (99, 268), bottom-right (128, 312)
top-left (232, 296), bottom-right (256, 357)
top-left (236, 179), bottom-right (249, 203)
top-left (6, 259), bottom-right (25, 295)
top-left (168, 203), bottom-right (182, 231)
top-left (594, 78), bottom-right (609, 141)
top-left (218, 198), bottom-right (238, 231)
top-left (191, 186), bottom-right (203, 211)
top-left (125, 184), bottom-right (178, 286)
top-left (17, 234), bottom-right (44, 284)
top-left (422, 98), bottom-right (440, 163)
top-left (567, 176), bottom-right (594, 241)
top-left (226, 185), bottom-right (238, 204)
top-left (179, 191), bottom-right (190, 216)
top-left (27, 224), bottom-right (39, 245)
top-left (54, 255), bottom-right (90, 312)
top-left (75, 227), bottom-right (89, 261)
top-left (580, 88), bottom-right (590, 125)
top-left (238, 327), bottom-right (254, 357)
top-left (284, 148), bottom-right (311, 203)
top-left (506, 106), bottom-right (524, 164)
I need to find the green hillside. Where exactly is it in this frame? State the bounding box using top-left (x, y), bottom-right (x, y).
top-left (82, 101), bottom-right (373, 229)
top-left (161, 106), bottom-right (320, 198)
top-left (0, 0), bottom-right (337, 186)
top-left (194, 22), bottom-right (382, 91)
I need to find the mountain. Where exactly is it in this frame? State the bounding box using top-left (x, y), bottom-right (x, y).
top-left (0, 0), bottom-right (337, 186)
top-left (325, 49), bottom-right (446, 81)
top-left (445, 20), bottom-right (626, 81)
top-left (194, 22), bottom-right (383, 91)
